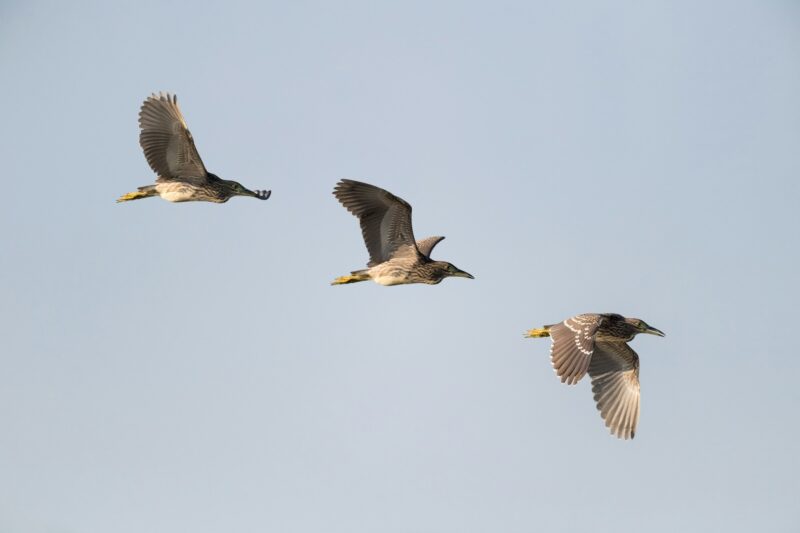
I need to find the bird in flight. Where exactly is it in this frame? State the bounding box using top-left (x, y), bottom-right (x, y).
top-left (331, 179), bottom-right (474, 286)
top-left (117, 92), bottom-right (271, 203)
top-left (526, 313), bottom-right (665, 439)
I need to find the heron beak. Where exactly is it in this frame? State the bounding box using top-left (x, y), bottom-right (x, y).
top-left (453, 269), bottom-right (474, 279)
top-left (643, 325), bottom-right (665, 337)
top-left (245, 188), bottom-right (271, 200)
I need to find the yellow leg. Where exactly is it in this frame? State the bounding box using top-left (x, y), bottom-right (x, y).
top-left (117, 187), bottom-right (157, 203)
top-left (524, 327), bottom-right (551, 338)
top-left (331, 272), bottom-right (370, 285)
top-left (117, 191), bottom-right (143, 202)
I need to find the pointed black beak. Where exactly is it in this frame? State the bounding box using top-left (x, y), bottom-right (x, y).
top-left (248, 189), bottom-right (271, 200)
top-left (644, 325), bottom-right (665, 337)
top-left (453, 269), bottom-right (474, 279)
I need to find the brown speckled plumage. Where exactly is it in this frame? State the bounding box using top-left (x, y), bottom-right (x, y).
top-left (526, 313), bottom-right (665, 440)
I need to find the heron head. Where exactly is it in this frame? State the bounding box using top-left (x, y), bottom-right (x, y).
top-left (434, 261), bottom-right (474, 282)
top-left (227, 180), bottom-right (271, 200)
top-left (626, 317), bottom-right (665, 337)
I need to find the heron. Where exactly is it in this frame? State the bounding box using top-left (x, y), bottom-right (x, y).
top-left (117, 92), bottom-right (270, 203)
top-left (526, 313), bottom-right (665, 439)
top-left (331, 179), bottom-right (473, 286)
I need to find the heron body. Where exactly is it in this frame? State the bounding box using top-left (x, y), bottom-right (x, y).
top-left (338, 258), bottom-right (466, 286)
top-left (526, 313), bottom-right (665, 439)
top-left (117, 93), bottom-right (271, 204)
top-left (332, 179), bottom-right (473, 286)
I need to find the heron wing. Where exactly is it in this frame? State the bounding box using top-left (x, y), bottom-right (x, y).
top-left (333, 179), bottom-right (419, 267)
top-left (588, 340), bottom-right (641, 440)
top-left (416, 236), bottom-right (445, 259)
top-left (548, 314), bottom-right (605, 385)
top-left (139, 93), bottom-right (208, 183)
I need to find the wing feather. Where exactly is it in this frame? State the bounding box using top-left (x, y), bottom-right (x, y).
top-left (588, 340), bottom-right (641, 440)
top-left (333, 180), bottom-right (419, 266)
top-left (416, 236), bottom-right (445, 258)
top-left (139, 93), bottom-right (208, 183)
top-left (548, 314), bottom-right (604, 385)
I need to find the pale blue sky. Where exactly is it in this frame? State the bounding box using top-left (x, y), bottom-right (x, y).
top-left (1, 1), bottom-right (799, 532)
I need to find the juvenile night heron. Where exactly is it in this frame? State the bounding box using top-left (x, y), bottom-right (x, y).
top-left (117, 92), bottom-right (271, 203)
top-left (525, 313), bottom-right (665, 439)
top-left (331, 179), bottom-right (474, 286)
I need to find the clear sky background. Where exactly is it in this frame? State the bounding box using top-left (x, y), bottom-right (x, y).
top-left (1, 1), bottom-right (799, 532)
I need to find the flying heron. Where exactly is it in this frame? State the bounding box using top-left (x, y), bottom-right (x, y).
top-left (331, 179), bottom-right (474, 286)
top-left (526, 313), bottom-right (665, 439)
top-left (117, 92), bottom-right (271, 203)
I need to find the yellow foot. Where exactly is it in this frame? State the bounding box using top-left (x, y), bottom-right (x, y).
top-left (524, 327), bottom-right (551, 338)
top-left (116, 191), bottom-right (148, 203)
top-left (331, 273), bottom-right (369, 285)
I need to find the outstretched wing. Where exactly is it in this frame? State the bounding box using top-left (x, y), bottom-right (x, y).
top-left (416, 236), bottom-right (445, 259)
top-left (548, 314), bottom-right (605, 385)
top-left (139, 93), bottom-right (208, 183)
top-left (333, 179), bottom-right (419, 266)
top-left (588, 340), bottom-right (641, 440)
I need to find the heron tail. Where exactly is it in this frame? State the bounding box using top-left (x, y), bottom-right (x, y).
top-left (117, 185), bottom-right (158, 203)
top-left (524, 326), bottom-right (551, 338)
top-left (331, 270), bottom-right (371, 285)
